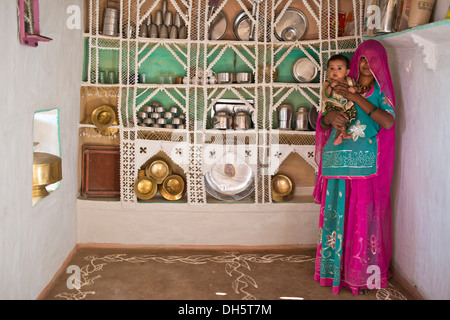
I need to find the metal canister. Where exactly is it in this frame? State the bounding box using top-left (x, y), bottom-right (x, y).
top-left (102, 0), bottom-right (120, 36)
top-left (376, 0), bottom-right (399, 34)
top-left (294, 107), bottom-right (309, 131)
top-left (277, 104), bottom-right (293, 130)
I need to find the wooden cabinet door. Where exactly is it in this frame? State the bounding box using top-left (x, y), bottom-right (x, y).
top-left (81, 145), bottom-right (120, 199)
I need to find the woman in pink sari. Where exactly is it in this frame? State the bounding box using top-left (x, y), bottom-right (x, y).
top-left (313, 40), bottom-right (396, 295)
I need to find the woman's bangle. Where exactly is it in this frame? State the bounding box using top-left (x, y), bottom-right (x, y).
top-left (321, 116), bottom-right (331, 127)
top-left (368, 108), bottom-right (377, 116)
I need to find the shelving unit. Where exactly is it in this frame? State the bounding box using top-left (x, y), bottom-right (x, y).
top-left (79, 0), bottom-right (364, 206)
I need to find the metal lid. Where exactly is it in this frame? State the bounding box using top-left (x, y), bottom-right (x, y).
top-left (275, 8), bottom-right (308, 41)
top-left (296, 107), bottom-right (308, 113)
top-left (292, 57), bottom-right (318, 83)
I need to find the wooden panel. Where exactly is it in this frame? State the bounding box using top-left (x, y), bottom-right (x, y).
top-left (81, 145), bottom-right (120, 199)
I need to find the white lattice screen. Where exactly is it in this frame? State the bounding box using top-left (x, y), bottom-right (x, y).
top-left (81, 0), bottom-right (364, 206)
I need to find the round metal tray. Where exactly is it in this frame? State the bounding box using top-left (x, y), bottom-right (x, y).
top-left (292, 57), bottom-right (318, 83)
top-left (275, 8), bottom-right (308, 41)
top-left (204, 154), bottom-right (255, 201)
top-left (209, 10), bottom-right (228, 40)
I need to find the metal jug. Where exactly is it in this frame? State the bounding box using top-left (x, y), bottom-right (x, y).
top-left (102, 0), bottom-right (120, 36)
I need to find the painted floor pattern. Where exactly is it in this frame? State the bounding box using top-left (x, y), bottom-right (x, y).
top-left (41, 247), bottom-right (418, 300)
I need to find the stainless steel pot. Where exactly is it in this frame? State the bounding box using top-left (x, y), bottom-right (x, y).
top-left (137, 111), bottom-right (148, 120)
top-left (143, 106), bottom-right (153, 113)
top-left (143, 118), bottom-right (154, 126)
top-left (294, 107), bottom-right (309, 131)
top-left (217, 72), bottom-right (234, 84)
top-left (154, 106), bottom-right (165, 113)
top-left (235, 72), bottom-right (253, 83)
top-left (172, 117), bottom-right (183, 125)
top-left (213, 111), bottom-right (233, 129)
top-left (233, 112), bottom-right (252, 130)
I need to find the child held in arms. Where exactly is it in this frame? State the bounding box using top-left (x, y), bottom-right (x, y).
top-left (322, 54), bottom-right (360, 145)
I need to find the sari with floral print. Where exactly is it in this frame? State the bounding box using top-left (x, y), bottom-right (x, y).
top-left (313, 40), bottom-right (396, 295)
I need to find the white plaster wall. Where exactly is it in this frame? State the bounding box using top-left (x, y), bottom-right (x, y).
top-left (0, 0), bottom-right (83, 299)
top-left (378, 23), bottom-right (450, 300)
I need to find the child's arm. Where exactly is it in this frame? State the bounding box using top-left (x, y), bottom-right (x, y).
top-left (323, 80), bottom-right (333, 97)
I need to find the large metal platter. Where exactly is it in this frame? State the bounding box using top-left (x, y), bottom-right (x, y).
top-left (204, 153), bottom-right (255, 202)
top-left (274, 8), bottom-right (308, 41)
top-left (209, 10), bottom-right (228, 40)
top-left (292, 57), bottom-right (318, 83)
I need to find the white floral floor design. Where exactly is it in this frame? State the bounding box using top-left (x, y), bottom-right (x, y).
top-left (53, 251), bottom-right (408, 300)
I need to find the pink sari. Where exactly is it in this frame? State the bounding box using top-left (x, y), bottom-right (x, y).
top-left (313, 40), bottom-right (396, 295)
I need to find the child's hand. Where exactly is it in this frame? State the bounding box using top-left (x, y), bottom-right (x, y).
top-left (330, 81), bottom-right (339, 88)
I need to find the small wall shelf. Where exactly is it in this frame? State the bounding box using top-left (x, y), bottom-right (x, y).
top-left (365, 19), bottom-right (450, 71)
top-left (18, 0), bottom-right (52, 47)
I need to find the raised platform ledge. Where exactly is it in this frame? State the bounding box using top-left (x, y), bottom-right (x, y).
top-left (77, 199), bottom-right (320, 247)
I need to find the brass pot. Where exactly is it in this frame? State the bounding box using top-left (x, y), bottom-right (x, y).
top-left (271, 174), bottom-right (294, 202)
top-left (145, 159), bottom-right (171, 184)
top-left (134, 176), bottom-right (158, 200)
top-left (33, 152), bottom-right (62, 197)
top-left (160, 174), bottom-right (185, 201)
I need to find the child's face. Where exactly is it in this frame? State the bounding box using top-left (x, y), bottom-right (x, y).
top-left (327, 60), bottom-right (350, 81)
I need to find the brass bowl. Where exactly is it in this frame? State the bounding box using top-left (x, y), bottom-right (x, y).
top-left (91, 105), bottom-right (118, 136)
top-left (146, 160), bottom-right (171, 184)
top-left (160, 174), bottom-right (185, 201)
top-left (134, 176), bottom-right (158, 200)
top-left (271, 174), bottom-right (294, 202)
top-left (33, 152), bottom-right (62, 197)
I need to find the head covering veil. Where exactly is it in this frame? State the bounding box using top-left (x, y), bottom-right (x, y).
top-left (348, 39), bottom-right (395, 108)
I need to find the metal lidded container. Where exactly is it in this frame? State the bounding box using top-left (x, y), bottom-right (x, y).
top-left (294, 107), bottom-right (309, 131)
top-left (102, 0), bottom-right (120, 36)
top-left (292, 57), bottom-right (318, 83)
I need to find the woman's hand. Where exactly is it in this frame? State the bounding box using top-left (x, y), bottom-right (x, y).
top-left (333, 82), bottom-right (358, 101)
top-left (321, 110), bottom-right (349, 130)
